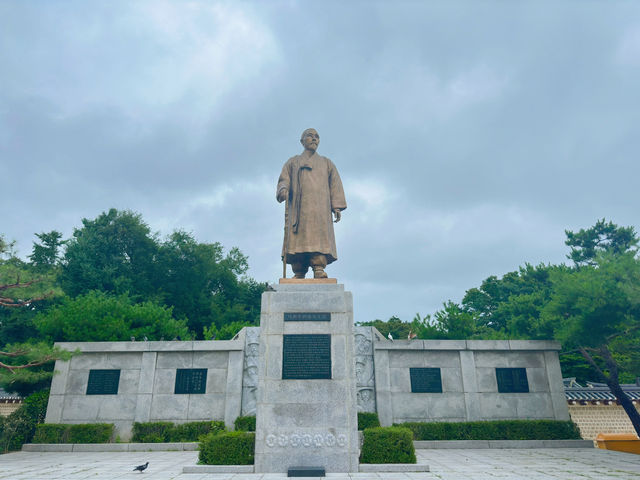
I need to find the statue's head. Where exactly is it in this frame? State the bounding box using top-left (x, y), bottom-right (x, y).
top-left (300, 128), bottom-right (319, 153)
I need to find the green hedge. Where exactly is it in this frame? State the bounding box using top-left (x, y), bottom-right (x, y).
top-left (132, 421), bottom-right (225, 443)
top-left (234, 416), bottom-right (256, 432)
top-left (199, 431), bottom-right (255, 465)
top-left (132, 422), bottom-right (173, 442)
top-left (32, 423), bottom-right (114, 443)
top-left (360, 427), bottom-right (416, 464)
top-left (169, 421), bottom-right (225, 442)
top-left (358, 412), bottom-right (381, 430)
top-left (0, 390), bottom-right (50, 453)
top-left (396, 420), bottom-right (582, 440)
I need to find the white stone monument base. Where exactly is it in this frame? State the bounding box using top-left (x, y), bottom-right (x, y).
top-left (254, 283), bottom-right (359, 473)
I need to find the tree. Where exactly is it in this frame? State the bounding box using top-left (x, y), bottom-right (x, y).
top-left (155, 230), bottom-right (258, 336)
top-left (0, 344), bottom-right (71, 396)
top-left (0, 235), bottom-right (56, 308)
top-left (60, 209), bottom-right (159, 299)
top-left (412, 219), bottom-right (640, 434)
top-left (541, 252), bottom-right (640, 436)
top-left (0, 389), bottom-right (50, 452)
top-left (34, 291), bottom-right (189, 342)
top-left (0, 234), bottom-right (67, 395)
top-left (28, 231), bottom-right (65, 272)
top-left (357, 316), bottom-right (413, 340)
top-left (460, 263), bottom-right (562, 335)
top-left (60, 211), bottom-right (265, 338)
top-left (565, 218), bottom-right (638, 267)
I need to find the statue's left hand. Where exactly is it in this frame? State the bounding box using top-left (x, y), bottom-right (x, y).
top-left (333, 210), bottom-right (341, 223)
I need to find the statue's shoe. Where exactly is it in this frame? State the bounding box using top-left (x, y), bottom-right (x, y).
top-left (313, 268), bottom-right (328, 279)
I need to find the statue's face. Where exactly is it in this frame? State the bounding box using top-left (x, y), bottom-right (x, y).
top-left (301, 129), bottom-right (319, 152)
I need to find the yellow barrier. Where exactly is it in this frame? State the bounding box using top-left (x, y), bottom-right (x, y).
top-left (596, 433), bottom-right (640, 455)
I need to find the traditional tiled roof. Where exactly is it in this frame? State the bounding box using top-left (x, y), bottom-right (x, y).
top-left (0, 387), bottom-right (22, 401)
top-left (563, 378), bottom-right (640, 403)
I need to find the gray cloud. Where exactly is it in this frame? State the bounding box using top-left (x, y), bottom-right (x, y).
top-left (2, 1), bottom-right (640, 324)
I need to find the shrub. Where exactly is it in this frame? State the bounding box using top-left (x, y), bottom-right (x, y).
top-left (234, 416), bottom-right (256, 432)
top-left (0, 389), bottom-right (50, 453)
top-left (68, 424), bottom-right (113, 443)
top-left (358, 412), bottom-right (381, 430)
top-left (0, 408), bottom-right (36, 452)
top-left (199, 431), bottom-right (255, 465)
top-left (396, 420), bottom-right (582, 440)
top-left (22, 390), bottom-right (50, 424)
top-left (132, 421), bottom-right (225, 442)
top-left (132, 422), bottom-right (173, 442)
top-left (168, 421), bottom-right (225, 442)
top-left (32, 423), bottom-right (114, 443)
top-left (360, 427), bottom-right (416, 464)
top-left (31, 424), bottom-right (66, 443)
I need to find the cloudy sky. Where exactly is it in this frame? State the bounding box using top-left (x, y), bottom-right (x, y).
top-left (2, 1), bottom-right (640, 324)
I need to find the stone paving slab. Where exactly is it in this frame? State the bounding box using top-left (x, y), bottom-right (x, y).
top-left (184, 465), bottom-right (254, 473)
top-left (1, 448), bottom-right (639, 479)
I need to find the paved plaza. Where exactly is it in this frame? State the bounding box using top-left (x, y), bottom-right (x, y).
top-left (1, 448), bottom-right (639, 479)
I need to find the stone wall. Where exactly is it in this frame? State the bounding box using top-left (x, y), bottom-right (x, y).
top-left (569, 404), bottom-right (640, 440)
top-left (370, 334), bottom-right (569, 426)
top-left (45, 326), bottom-right (569, 440)
top-left (45, 337), bottom-right (245, 440)
top-left (0, 401), bottom-right (22, 417)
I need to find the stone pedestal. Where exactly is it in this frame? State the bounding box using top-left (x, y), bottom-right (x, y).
top-left (254, 283), bottom-right (359, 473)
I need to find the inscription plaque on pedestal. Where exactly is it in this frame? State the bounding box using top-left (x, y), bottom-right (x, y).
top-left (284, 312), bottom-right (331, 322)
top-left (282, 334), bottom-right (331, 380)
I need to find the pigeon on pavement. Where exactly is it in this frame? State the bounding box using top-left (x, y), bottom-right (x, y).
top-left (133, 462), bottom-right (149, 473)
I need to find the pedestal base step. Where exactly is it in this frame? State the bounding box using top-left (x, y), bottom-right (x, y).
top-left (288, 466), bottom-right (326, 477)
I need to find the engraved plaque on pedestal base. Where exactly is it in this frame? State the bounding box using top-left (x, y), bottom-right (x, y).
top-left (282, 334), bottom-right (331, 380)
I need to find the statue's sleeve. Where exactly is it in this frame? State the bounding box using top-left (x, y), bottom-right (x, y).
top-left (276, 159), bottom-right (292, 202)
top-left (328, 160), bottom-right (347, 211)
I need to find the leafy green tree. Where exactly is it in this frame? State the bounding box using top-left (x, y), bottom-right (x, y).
top-left (428, 302), bottom-right (478, 339)
top-left (204, 320), bottom-right (255, 340)
top-left (0, 389), bottom-right (50, 452)
top-left (357, 316), bottom-right (413, 340)
top-left (0, 243), bottom-right (57, 309)
top-left (60, 209), bottom-right (160, 299)
top-left (28, 231), bottom-right (65, 272)
top-left (565, 218), bottom-right (638, 267)
top-left (0, 344), bottom-right (71, 396)
top-left (34, 291), bottom-right (189, 342)
top-left (59, 211), bottom-right (264, 338)
top-left (540, 252), bottom-right (640, 436)
top-left (414, 219), bottom-right (640, 435)
top-left (460, 263), bottom-right (562, 334)
top-left (156, 231), bottom-right (261, 336)
top-left (1, 235), bottom-right (67, 395)
top-left (0, 231), bottom-right (63, 342)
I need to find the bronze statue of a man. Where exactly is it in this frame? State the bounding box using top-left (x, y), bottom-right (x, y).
top-left (277, 128), bottom-right (347, 279)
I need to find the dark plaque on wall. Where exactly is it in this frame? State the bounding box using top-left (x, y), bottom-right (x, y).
top-left (496, 367), bottom-right (529, 393)
top-left (282, 334), bottom-right (331, 380)
top-left (86, 369), bottom-right (121, 395)
top-left (284, 312), bottom-right (331, 322)
top-left (410, 367), bottom-right (443, 393)
top-left (175, 368), bottom-right (208, 394)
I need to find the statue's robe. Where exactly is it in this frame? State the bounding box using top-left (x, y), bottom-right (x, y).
top-left (277, 152), bottom-right (347, 264)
